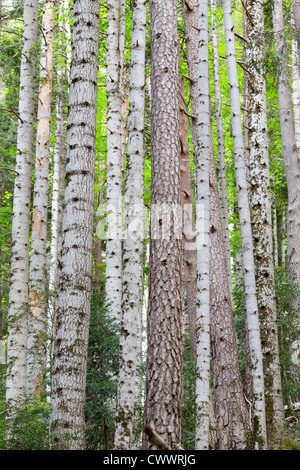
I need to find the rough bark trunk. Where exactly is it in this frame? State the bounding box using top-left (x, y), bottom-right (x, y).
top-left (114, 0), bottom-right (146, 449)
top-left (211, 0), bottom-right (233, 307)
top-left (222, 0), bottom-right (267, 449)
top-left (27, 0), bottom-right (54, 398)
top-left (50, 0), bottom-right (100, 449)
top-left (247, 0), bottom-right (285, 448)
top-left (209, 118), bottom-right (249, 450)
top-left (179, 78), bottom-right (197, 361)
top-left (143, 0), bottom-right (183, 450)
top-left (6, 0), bottom-right (38, 405)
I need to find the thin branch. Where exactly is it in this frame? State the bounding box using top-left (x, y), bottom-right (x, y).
top-left (0, 108), bottom-right (23, 123)
top-left (0, 167), bottom-right (19, 175)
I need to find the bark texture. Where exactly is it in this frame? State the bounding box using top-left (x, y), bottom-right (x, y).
top-left (211, 0), bottom-right (233, 306)
top-left (50, 0), bottom-right (100, 449)
top-left (143, 0), bottom-right (183, 450)
top-left (179, 78), bottom-right (197, 361)
top-left (195, 0), bottom-right (211, 451)
top-left (247, 0), bottom-right (285, 449)
top-left (209, 120), bottom-right (249, 450)
top-left (273, 0), bottom-right (300, 290)
top-left (105, 0), bottom-right (124, 322)
top-left (6, 0), bottom-right (38, 404)
top-left (27, 0), bottom-right (54, 397)
top-left (222, 0), bottom-right (267, 448)
top-left (114, 0), bottom-right (146, 449)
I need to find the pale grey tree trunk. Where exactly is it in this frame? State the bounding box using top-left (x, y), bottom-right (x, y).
top-left (211, 0), bottom-right (233, 307)
top-left (50, 0), bottom-right (100, 449)
top-left (27, 0), bottom-right (54, 398)
top-left (114, 0), bottom-right (146, 450)
top-left (195, 0), bottom-right (211, 451)
top-left (272, 0), bottom-right (300, 296)
top-left (222, 0), bottom-right (267, 449)
top-left (143, 0), bottom-right (183, 450)
top-left (291, 36), bottom-right (300, 151)
top-left (105, 0), bottom-right (124, 323)
top-left (273, 205), bottom-right (279, 268)
top-left (6, 0), bottom-right (38, 405)
top-left (47, 0), bottom-right (69, 399)
top-left (292, 0), bottom-right (300, 58)
top-left (247, 0), bottom-right (285, 449)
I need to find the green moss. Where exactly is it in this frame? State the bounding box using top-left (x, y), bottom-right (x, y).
top-left (280, 437), bottom-right (300, 450)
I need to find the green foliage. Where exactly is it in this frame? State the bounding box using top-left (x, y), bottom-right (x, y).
top-left (85, 292), bottom-right (120, 450)
top-left (182, 334), bottom-right (196, 450)
top-left (275, 267), bottom-right (300, 405)
top-left (0, 396), bottom-right (51, 450)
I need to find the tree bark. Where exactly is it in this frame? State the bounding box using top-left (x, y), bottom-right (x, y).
top-left (209, 115), bottom-right (249, 450)
top-left (114, 0), bottom-right (146, 449)
top-left (211, 0), bottom-right (233, 307)
top-left (27, 0), bottom-right (54, 398)
top-left (143, 0), bottom-right (183, 450)
top-left (272, 0), bottom-right (300, 298)
top-left (6, 0), bottom-right (38, 405)
top-left (179, 78), bottom-right (197, 361)
top-left (247, 0), bottom-right (285, 448)
top-left (105, 0), bottom-right (124, 323)
top-left (195, 0), bottom-right (211, 451)
top-left (50, 0), bottom-right (100, 449)
top-left (222, 0), bottom-right (267, 449)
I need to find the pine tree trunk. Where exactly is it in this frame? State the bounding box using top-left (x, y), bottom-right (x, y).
top-left (222, 0), bottom-right (267, 449)
top-left (50, 0), bottom-right (100, 449)
top-left (179, 78), bottom-right (197, 361)
top-left (143, 0), bottom-right (183, 450)
top-left (105, 0), bottom-right (124, 322)
top-left (27, 0), bottom-right (54, 398)
top-left (247, 0), bottom-right (285, 448)
top-left (211, 0), bottom-right (233, 306)
top-left (209, 117), bottom-right (249, 450)
top-left (6, 0), bottom-right (38, 405)
top-left (114, 0), bottom-right (146, 449)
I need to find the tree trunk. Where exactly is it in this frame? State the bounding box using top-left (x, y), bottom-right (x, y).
top-left (211, 0), bottom-right (233, 307)
top-left (47, 0), bottom-right (68, 399)
top-left (27, 0), bottom-right (54, 398)
top-left (222, 0), bottom-right (267, 449)
top-left (105, 0), bottom-right (124, 322)
top-left (247, 0), bottom-right (285, 448)
top-left (179, 78), bottom-right (197, 361)
top-left (209, 116), bottom-right (249, 450)
top-left (272, 0), bottom-right (300, 297)
top-left (50, 0), bottom-right (100, 449)
top-left (291, 36), bottom-right (300, 151)
top-left (195, 0), bottom-right (211, 451)
top-left (114, 0), bottom-right (146, 449)
top-left (143, 0), bottom-right (183, 450)
top-left (6, 0), bottom-right (38, 405)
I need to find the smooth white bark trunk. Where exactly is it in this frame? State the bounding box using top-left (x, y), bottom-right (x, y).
top-left (6, 0), bottom-right (38, 405)
top-left (195, 0), bottom-right (211, 451)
